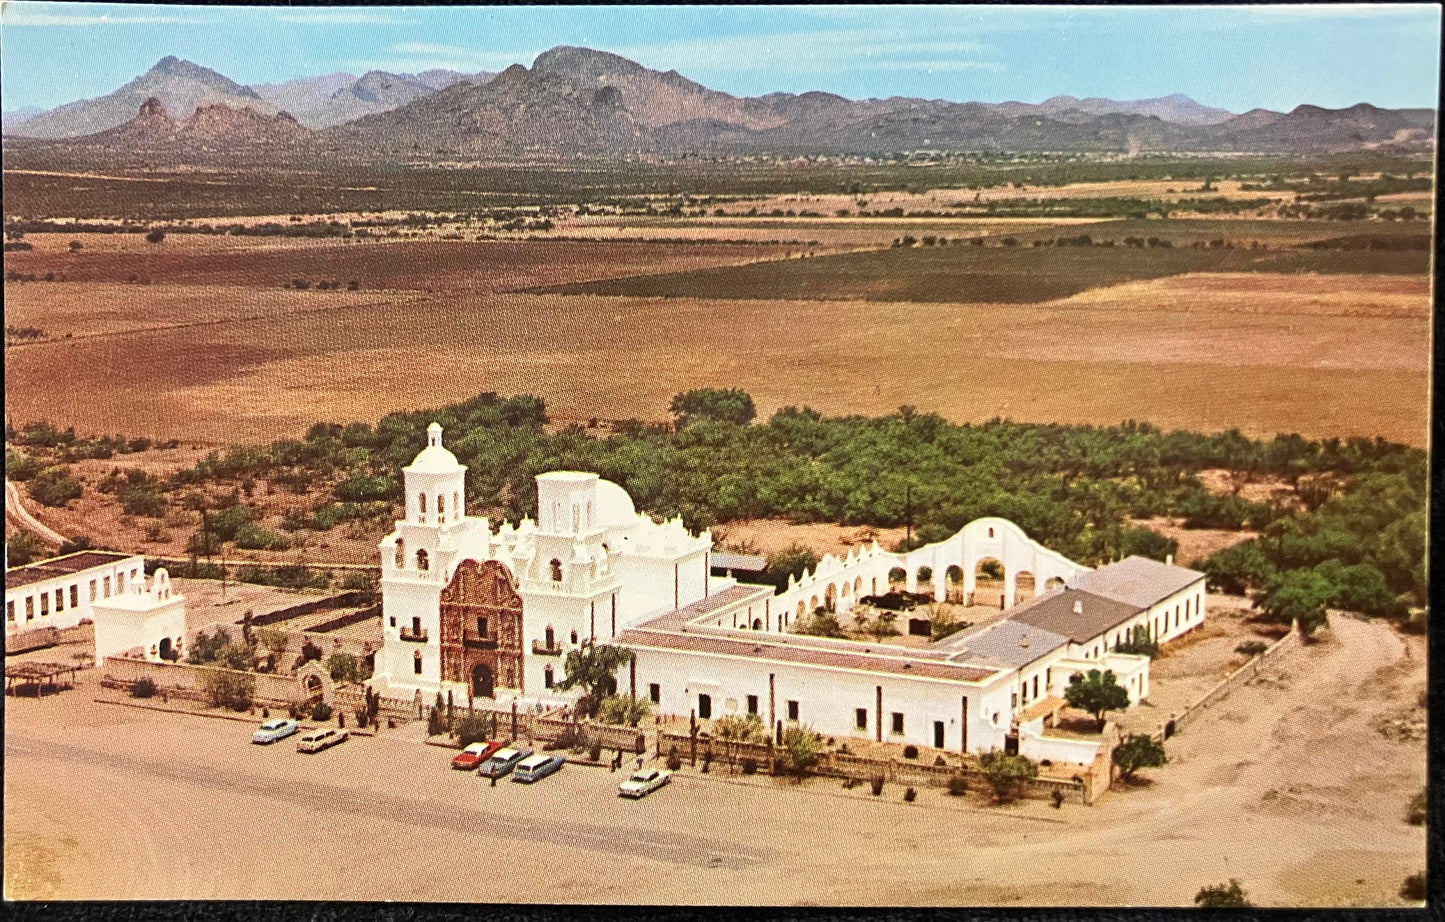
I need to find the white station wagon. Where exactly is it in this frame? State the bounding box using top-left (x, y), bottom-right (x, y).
top-left (296, 727), bottom-right (349, 753)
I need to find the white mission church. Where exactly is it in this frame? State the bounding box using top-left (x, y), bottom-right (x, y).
top-left (372, 425), bottom-right (1207, 758)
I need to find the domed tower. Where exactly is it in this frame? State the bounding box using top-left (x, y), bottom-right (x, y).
top-left (404, 423), bottom-right (466, 532)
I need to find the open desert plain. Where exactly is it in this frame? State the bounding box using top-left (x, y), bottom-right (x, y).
top-left (2, 2), bottom-right (1436, 910)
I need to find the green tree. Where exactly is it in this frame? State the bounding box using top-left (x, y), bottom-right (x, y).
top-left (452, 712), bottom-right (493, 748)
top-left (1113, 625), bottom-right (1159, 659)
top-left (765, 543), bottom-right (819, 589)
top-left (978, 750), bottom-right (1038, 803)
top-left (597, 693), bottom-right (652, 727)
top-left (1113, 733), bottom-right (1167, 781)
top-left (145, 228), bottom-right (166, 244)
top-left (1202, 539), bottom-right (1275, 594)
top-left (1194, 879), bottom-right (1252, 907)
top-left (327, 651), bottom-right (362, 685)
top-left (795, 610), bottom-right (846, 638)
top-left (713, 713), bottom-right (767, 773)
top-left (555, 643), bottom-right (634, 718)
top-left (5, 532), bottom-right (50, 567)
top-left (1253, 568), bottom-right (1332, 638)
top-left (199, 669), bottom-right (254, 711)
top-left (778, 723), bottom-right (822, 779)
top-left (1064, 669), bottom-right (1131, 730)
top-left (669, 388), bottom-right (757, 429)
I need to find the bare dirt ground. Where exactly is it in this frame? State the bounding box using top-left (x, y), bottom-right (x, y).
top-left (1057, 272), bottom-right (1431, 319)
top-left (3, 613), bottom-right (1423, 905)
top-left (714, 519), bottom-right (908, 559)
top-left (5, 282), bottom-right (1429, 446)
top-left (1132, 517), bottom-right (1257, 568)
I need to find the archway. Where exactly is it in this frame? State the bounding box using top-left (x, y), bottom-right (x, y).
top-left (854, 576), bottom-right (864, 598)
top-left (304, 673), bottom-right (324, 703)
top-left (973, 557), bottom-right (1005, 608)
top-left (1015, 571), bottom-right (1037, 602)
top-left (1044, 576), bottom-right (1066, 593)
top-left (825, 584), bottom-right (838, 612)
top-left (888, 567), bottom-right (906, 586)
top-left (158, 637), bottom-right (173, 660)
top-left (810, 595), bottom-right (820, 612)
top-left (472, 662), bottom-right (494, 699)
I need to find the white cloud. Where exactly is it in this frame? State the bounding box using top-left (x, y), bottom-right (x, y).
top-left (1, 8), bottom-right (208, 26)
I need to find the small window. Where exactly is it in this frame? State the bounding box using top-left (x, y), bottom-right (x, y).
top-left (747, 694), bottom-right (759, 716)
top-left (544, 666), bottom-right (554, 689)
top-left (649, 683), bottom-right (661, 704)
top-left (118, 573), bottom-right (126, 593)
top-left (1033, 675), bottom-right (1039, 699)
top-left (570, 630), bottom-right (578, 645)
top-left (6, 601), bottom-right (14, 622)
top-left (395, 539), bottom-right (406, 569)
top-left (1011, 692), bottom-right (1018, 709)
top-left (855, 708), bottom-right (868, 730)
top-left (419, 493), bottom-right (427, 517)
top-left (416, 549), bottom-right (429, 571)
top-left (389, 616), bottom-right (396, 628)
top-left (550, 559), bottom-right (563, 582)
top-left (90, 580), bottom-right (97, 601)
top-left (69, 585), bottom-right (78, 608)
top-left (787, 700), bottom-right (799, 721)
top-left (477, 616), bottom-right (488, 638)
top-left (40, 594), bottom-right (49, 616)
top-left (104, 576), bottom-right (112, 597)
top-left (437, 493), bottom-right (445, 524)
top-left (26, 597), bottom-right (35, 620)
top-left (413, 653), bottom-right (423, 675)
top-left (698, 694), bottom-right (712, 720)
top-left (545, 626), bottom-right (555, 648)
top-left (55, 588), bottom-right (64, 611)
top-left (891, 712), bottom-right (904, 735)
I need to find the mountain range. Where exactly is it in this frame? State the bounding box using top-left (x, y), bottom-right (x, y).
top-left (5, 47), bottom-right (1435, 161)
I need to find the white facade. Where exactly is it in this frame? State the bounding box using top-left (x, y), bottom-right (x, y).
top-left (92, 568), bottom-right (187, 662)
top-left (6, 550), bottom-right (147, 636)
top-left (370, 425), bottom-right (1206, 759)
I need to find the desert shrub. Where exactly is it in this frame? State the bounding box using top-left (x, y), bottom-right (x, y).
top-left (947, 774), bottom-right (969, 796)
top-left (310, 701), bottom-right (333, 722)
top-left (234, 522), bottom-right (290, 551)
top-left (6, 450), bottom-right (43, 481)
top-left (1408, 788), bottom-right (1427, 826)
top-left (1400, 872), bottom-right (1426, 901)
top-left (427, 706), bottom-right (445, 737)
top-left (741, 757), bottom-right (758, 775)
top-left (334, 474), bottom-right (393, 503)
top-left (597, 693), bottom-right (652, 727)
top-left (1236, 640), bottom-right (1269, 657)
top-left (778, 724), bottom-right (822, 779)
top-left (870, 775), bottom-right (885, 796)
top-left (130, 677), bottom-right (157, 699)
top-left (666, 746), bottom-right (682, 772)
top-left (979, 750), bottom-right (1038, 804)
top-left (145, 228), bottom-right (165, 244)
top-left (934, 755), bottom-right (947, 767)
top-left (904, 787), bottom-right (917, 802)
top-left (326, 651), bottom-right (361, 685)
top-left (29, 466), bottom-right (82, 507)
top-left (120, 485), bottom-right (167, 518)
top-left (188, 628), bottom-right (232, 665)
top-left (1194, 879), bottom-right (1251, 908)
top-left (589, 740), bottom-right (604, 762)
top-left (453, 713), bottom-right (491, 748)
top-left (199, 670), bottom-right (254, 711)
top-left (1113, 734), bottom-right (1167, 781)
top-left (903, 744), bottom-right (919, 760)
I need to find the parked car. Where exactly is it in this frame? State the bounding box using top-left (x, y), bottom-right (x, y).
top-left (511, 753), bottom-right (565, 783)
top-left (619, 767), bottom-right (672, 798)
top-left (477, 747), bottom-right (532, 778)
top-left (252, 718), bottom-right (300, 745)
top-left (451, 740), bottom-right (504, 770)
top-left (296, 728), bottom-right (350, 753)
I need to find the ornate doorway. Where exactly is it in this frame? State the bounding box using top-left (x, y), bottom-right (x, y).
top-left (471, 662), bottom-right (494, 699)
top-left (439, 559), bottom-right (524, 697)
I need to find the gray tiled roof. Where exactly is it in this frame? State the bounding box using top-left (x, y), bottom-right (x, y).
top-left (1073, 555), bottom-right (1205, 609)
top-left (1006, 589), bottom-right (1142, 644)
top-left (940, 617), bottom-right (1069, 667)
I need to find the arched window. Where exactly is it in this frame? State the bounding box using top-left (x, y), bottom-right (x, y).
top-left (418, 493), bottom-right (427, 523)
top-left (413, 651), bottom-right (422, 675)
top-left (752, 618), bottom-right (762, 630)
top-left (544, 666), bottom-right (554, 689)
top-left (549, 559), bottom-right (563, 582)
top-left (988, 527), bottom-right (995, 538)
top-left (416, 549), bottom-right (429, 571)
top-left (437, 493), bottom-right (445, 524)
top-left (545, 626), bottom-right (555, 648)
top-left (570, 630), bottom-right (578, 645)
top-left (395, 538), bottom-right (405, 569)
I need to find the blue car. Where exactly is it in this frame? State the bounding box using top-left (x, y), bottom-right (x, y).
top-left (252, 718), bottom-right (300, 745)
top-left (478, 747), bottom-right (532, 779)
top-left (511, 753), bottom-right (565, 783)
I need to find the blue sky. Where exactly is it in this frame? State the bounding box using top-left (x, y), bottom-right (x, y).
top-left (1, 3), bottom-right (1440, 113)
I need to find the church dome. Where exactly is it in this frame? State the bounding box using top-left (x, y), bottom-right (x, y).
top-left (405, 423), bottom-right (465, 474)
top-left (595, 478), bottom-right (637, 527)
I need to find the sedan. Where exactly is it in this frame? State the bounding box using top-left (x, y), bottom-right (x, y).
top-left (452, 740), bottom-right (504, 770)
top-left (252, 718), bottom-right (301, 745)
top-left (511, 753), bottom-right (565, 783)
top-left (477, 747), bottom-right (532, 779)
top-left (619, 767), bottom-right (672, 798)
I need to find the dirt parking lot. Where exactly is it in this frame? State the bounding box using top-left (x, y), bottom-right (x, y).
top-left (3, 613), bottom-right (1424, 905)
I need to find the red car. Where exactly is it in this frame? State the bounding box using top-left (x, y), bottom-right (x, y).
top-left (451, 740), bottom-right (504, 770)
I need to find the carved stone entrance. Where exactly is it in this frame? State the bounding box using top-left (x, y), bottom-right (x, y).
top-left (439, 559), bottom-right (524, 698)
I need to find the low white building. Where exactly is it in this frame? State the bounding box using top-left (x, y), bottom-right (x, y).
top-left (5, 550), bottom-right (147, 636)
top-left (92, 568), bottom-right (187, 662)
top-left (371, 425), bottom-right (1208, 757)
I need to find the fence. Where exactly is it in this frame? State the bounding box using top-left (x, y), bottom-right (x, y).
top-left (247, 591), bottom-right (371, 628)
top-left (333, 685), bottom-right (418, 724)
top-left (6, 625), bottom-right (60, 654)
top-left (1167, 624), bottom-right (1301, 736)
top-left (655, 728), bottom-right (1091, 804)
top-left (100, 655), bottom-right (304, 707)
top-left (306, 604), bottom-right (381, 635)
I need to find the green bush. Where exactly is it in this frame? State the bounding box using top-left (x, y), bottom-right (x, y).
top-left (979, 750), bottom-right (1038, 803)
top-left (597, 693), bottom-right (652, 727)
top-left (311, 701), bottom-right (333, 722)
top-left (234, 522), bottom-right (290, 551)
top-left (119, 484), bottom-right (167, 518)
top-left (947, 774), bottom-right (968, 796)
top-left (199, 670), bottom-right (254, 711)
top-left (326, 652), bottom-right (362, 685)
top-left (130, 677), bottom-right (157, 699)
top-left (29, 466), bottom-right (82, 507)
top-left (1235, 640), bottom-right (1269, 657)
top-left (904, 787), bottom-right (917, 802)
top-left (665, 745), bottom-right (682, 772)
top-left (870, 775), bottom-right (885, 796)
top-left (1112, 733), bottom-right (1167, 781)
top-left (902, 744), bottom-right (919, 760)
top-left (453, 713), bottom-right (492, 748)
top-left (741, 757), bottom-right (758, 775)
top-left (334, 474), bottom-right (392, 503)
top-left (5, 450), bottom-right (43, 481)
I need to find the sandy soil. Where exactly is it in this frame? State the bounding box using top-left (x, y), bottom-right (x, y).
top-left (3, 614), bottom-right (1424, 905)
top-left (1132, 517), bottom-right (1257, 568)
top-left (714, 519), bottom-right (909, 559)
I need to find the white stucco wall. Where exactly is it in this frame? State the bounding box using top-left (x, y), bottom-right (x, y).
top-left (6, 553), bottom-right (147, 634)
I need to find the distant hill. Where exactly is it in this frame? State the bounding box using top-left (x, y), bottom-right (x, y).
top-left (252, 68), bottom-right (495, 128)
top-left (2, 106), bottom-right (45, 133)
top-left (66, 97), bottom-right (309, 151)
top-left (10, 56), bottom-right (278, 139)
top-left (9, 47), bottom-right (1434, 161)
